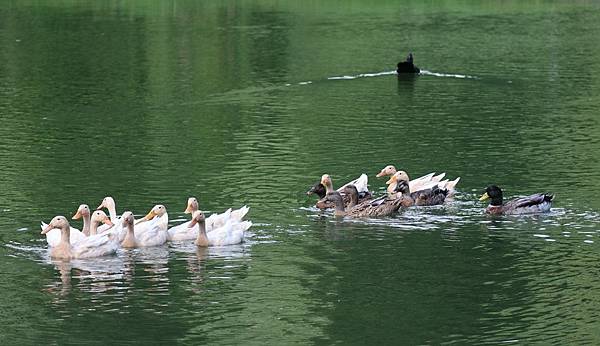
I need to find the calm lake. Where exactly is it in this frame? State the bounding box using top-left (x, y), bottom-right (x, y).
top-left (2, 1), bottom-right (600, 344)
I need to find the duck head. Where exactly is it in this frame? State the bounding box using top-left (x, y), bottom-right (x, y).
top-left (307, 182), bottom-right (326, 199)
top-left (41, 216), bottom-right (69, 234)
top-left (121, 211), bottom-right (135, 227)
top-left (376, 165), bottom-right (397, 178)
top-left (479, 185), bottom-right (503, 206)
top-left (96, 196), bottom-right (115, 211)
top-left (184, 197), bottom-right (199, 214)
top-left (136, 204), bottom-right (167, 224)
top-left (188, 210), bottom-right (206, 228)
top-left (386, 171), bottom-right (410, 185)
top-left (91, 210), bottom-right (114, 227)
top-left (394, 180), bottom-right (411, 194)
top-left (320, 174), bottom-right (334, 193)
top-left (72, 204), bottom-right (91, 220)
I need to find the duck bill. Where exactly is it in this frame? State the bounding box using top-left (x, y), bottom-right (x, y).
top-left (376, 170), bottom-right (386, 178)
top-left (41, 223), bottom-right (53, 234)
top-left (102, 218), bottom-right (115, 231)
top-left (184, 204), bottom-right (193, 214)
top-left (135, 210), bottom-right (157, 224)
top-left (385, 177), bottom-right (395, 185)
top-left (72, 210), bottom-right (82, 220)
top-left (96, 202), bottom-right (105, 210)
top-left (479, 192), bottom-right (490, 201)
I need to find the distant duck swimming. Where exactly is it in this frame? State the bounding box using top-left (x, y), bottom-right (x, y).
top-left (307, 174), bottom-right (372, 210)
top-left (397, 52), bottom-right (420, 74)
top-left (479, 185), bottom-right (554, 215)
top-left (321, 185), bottom-right (406, 218)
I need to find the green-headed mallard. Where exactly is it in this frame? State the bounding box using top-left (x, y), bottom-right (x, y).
top-left (479, 185), bottom-right (554, 215)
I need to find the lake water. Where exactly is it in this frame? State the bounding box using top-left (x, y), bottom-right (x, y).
top-left (2, 1), bottom-right (600, 344)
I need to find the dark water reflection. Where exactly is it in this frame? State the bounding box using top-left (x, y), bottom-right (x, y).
top-left (2, 1), bottom-right (600, 344)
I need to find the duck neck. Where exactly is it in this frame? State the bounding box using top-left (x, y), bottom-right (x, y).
top-left (60, 224), bottom-right (71, 246)
top-left (121, 222), bottom-right (136, 246)
top-left (126, 222), bottom-right (135, 236)
top-left (195, 220), bottom-right (209, 247)
top-left (490, 195), bottom-right (503, 206)
top-left (108, 204), bottom-right (117, 222)
top-left (82, 212), bottom-right (91, 236)
top-left (90, 220), bottom-right (99, 236)
top-left (324, 181), bottom-right (334, 194)
top-left (387, 181), bottom-right (398, 194)
top-left (347, 191), bottom-right (358, 208)
top-left (332, 195), bottom-right (346, 215)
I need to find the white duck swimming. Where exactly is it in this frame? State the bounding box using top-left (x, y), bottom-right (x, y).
top-left (42, 204), bottom-right (89, 246)
top-left (88, 210), bottom-right (114, 236)
top-left (135, 204), bottom-right (169, 236)
top-left (205, 206), bottom-right (250, 232)
top-left (320, 174), bottom-right (369, 196)
top-left (386, 170), bottom-right (460, 195)
top-left (96, 196), bottom-right (120, 233)
top-left (376, 165), bottom-right (449, 192)
top-left (167, 197), bottom-right (250, 241)
top-left (189, 211), bottom-right (249, 247)
top-left (166, 197), bottom-right (199, 241)
top-left (41, 215), bottom-right (118, 259)
top-left (119, 211), bottom-right (139, 248)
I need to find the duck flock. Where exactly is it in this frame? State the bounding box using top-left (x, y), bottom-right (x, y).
top-left (40, 163), bottom-right (554, 261)
top-left (307, 164), bottom-right (554, 218)
top-left (41, 197), bottom-right (251, 260)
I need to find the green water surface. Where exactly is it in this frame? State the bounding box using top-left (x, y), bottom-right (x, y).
top-left (2, 1), bottom-right (600, 344)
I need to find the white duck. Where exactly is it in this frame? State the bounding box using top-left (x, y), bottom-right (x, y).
top-left (42, 204), bottom-right (89, 246)
top-left (166, 197), bottom-right (199, 241)
top-left (376, 165), bottom-right (449, 192)
top-left (386, 170), bottom-right (460, 195)
top-left (135, 204), bottom-right (169, 236)
top-left (41, 215), bottom-right (118, 259)
top-left (205, 206), bottom-right (250, 232)
top-left (96, 196), bottom-right (120, 233)
top-left (167, 197), bottom-right (251, 241)
top-left (88, 210), bottom-right (115, 236)
top-left (133, 204), bottom-right (168, 246)
top-left (119, 211), bottom-right (140, 248)
top-left (189, 211), bottom-right (248, 247)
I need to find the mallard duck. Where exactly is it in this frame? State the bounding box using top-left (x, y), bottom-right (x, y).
top-left (322, 185), bottom-right (407, 217)
top-left (479, 185), bottom-right (554, 215)
top-left (396, 53), bottom-right (420, 74)
top-left (42, 204), bottom-right (89, 246)
top-left (392, 180), bottom-right (448, 206)
top-left (310, 174), bottom-right (373, 209)
top-left (307, 180), bottom-right (372, 210)
top-left (41, 216), bottom-right (118, 259)
top-left (385, 170), bottom-right (460, 195)
top-left (189, 211), bottom-right (249, 247)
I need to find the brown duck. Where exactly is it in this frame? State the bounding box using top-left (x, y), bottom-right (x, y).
top-left (321, 185), bottom-right (408, 217)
